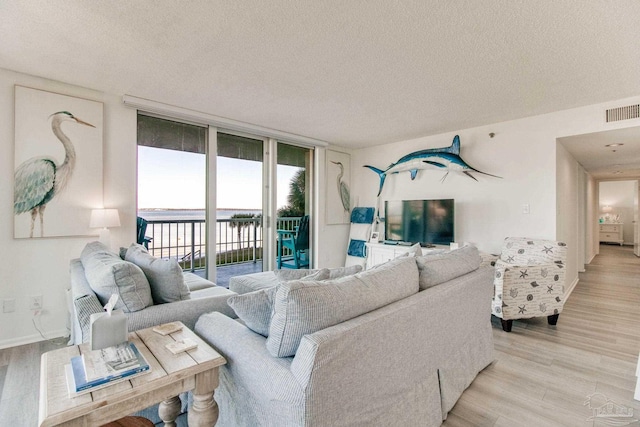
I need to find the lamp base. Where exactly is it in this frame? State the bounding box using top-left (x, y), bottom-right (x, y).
top-left (98, 228), bottom-right (111, 248)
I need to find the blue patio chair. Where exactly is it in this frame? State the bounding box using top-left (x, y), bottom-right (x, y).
top-left (277, 215), bottom-right (310, 269)
top-left (136, 217), bottom-right (153, 249)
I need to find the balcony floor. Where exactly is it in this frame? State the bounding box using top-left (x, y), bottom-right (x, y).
top-left (191, 261), bottom-right (264, 288)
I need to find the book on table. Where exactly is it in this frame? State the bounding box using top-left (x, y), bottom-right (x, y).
top-left (66, 341), bottom-right (151, 396)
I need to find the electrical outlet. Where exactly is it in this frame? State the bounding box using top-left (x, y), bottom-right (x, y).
top-left (3, 299), bottom-right (15, 313)
top-left (522, 204), bottom-right (530, 214)
top-left (29, 295), bottom-right (43, 310)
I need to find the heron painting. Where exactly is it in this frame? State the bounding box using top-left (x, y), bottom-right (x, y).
top-left (326, 150), bottom-right (351, 224)
top-left (331, 161), bottom-right (350, 212)
top-left (14, 86), bottom-right (103, 238)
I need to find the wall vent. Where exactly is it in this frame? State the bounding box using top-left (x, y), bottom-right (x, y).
top-left (606, 104), bottom-right (640, 122)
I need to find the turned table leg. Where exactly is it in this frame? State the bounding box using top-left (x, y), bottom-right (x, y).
top-left (188, 368), bottom-right (220, 427)
top-left (159, 395), bottom-right (181, 427)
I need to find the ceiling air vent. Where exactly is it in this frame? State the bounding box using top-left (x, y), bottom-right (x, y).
top-left (606, 104), bottom-right (640, 122)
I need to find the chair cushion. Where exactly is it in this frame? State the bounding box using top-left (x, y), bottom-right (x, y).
top-left (227, 269), bottom-right (331, 337)
top-left (80, 242), bottom-right (153, 313)
top-left (266, 256), bottom-right (419, 357)
top-left (125, 244), bottom-right (191, 304)
top-left (415, 245), bottom-right (482, 290)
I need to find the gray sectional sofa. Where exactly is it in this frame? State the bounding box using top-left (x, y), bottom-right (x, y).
top-left (70, 241), bottom-right (236, 345)
top-left (195, 246), bottom-right (495, 427)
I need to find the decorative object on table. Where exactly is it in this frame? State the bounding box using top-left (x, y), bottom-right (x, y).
top-left (165, 338), bottom-right (198, 354)
top-left (277, 215), bottom-right (310, 269)
top-left (364, 135), bottom-right (501, 196)
top-left (152, 322), bottom-right (183, 336)
top-left (326, 150), bottom-right (351, 224)
top-left (14, 86), bottom-right (103, 239)
top-left (90, 295), bottom-right (128, 350)
top-left (345, 207), bottom-right (376, 268)
top-left (491, 237), bottom-right (567, 332)
top-left (90, 208), bottom-right (121, 247)
top-left (66, 341), bottom-right (150, 396)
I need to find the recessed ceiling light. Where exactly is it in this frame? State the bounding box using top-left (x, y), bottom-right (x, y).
top-left (605, 143), bottom-right (624, 147)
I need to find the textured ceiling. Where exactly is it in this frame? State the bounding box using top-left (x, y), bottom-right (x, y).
top-left (1, 1), bottom-right (639, 148)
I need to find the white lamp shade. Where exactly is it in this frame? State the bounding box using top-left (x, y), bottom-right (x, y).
top-left (90, 209), bottom-right (121, 228)
top-left (602, 205), bottom-right (613, 213)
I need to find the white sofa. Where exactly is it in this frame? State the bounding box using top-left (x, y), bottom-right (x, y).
top-left (195, 246), bottom-right (495, 426)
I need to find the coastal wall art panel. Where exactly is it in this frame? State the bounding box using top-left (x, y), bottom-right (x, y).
top-left (14, 86), bottom-right (104, 238)
top-left (326, 149), bottom-right (351, 225)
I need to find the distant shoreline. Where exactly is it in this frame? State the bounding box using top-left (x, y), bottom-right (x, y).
top-left (139, 208), bottom-right (260, 211)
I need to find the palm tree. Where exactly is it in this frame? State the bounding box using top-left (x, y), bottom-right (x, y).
top-left (229, 213), bottom-right (255, 249)
top-left (277, 169), bottom-right (305, 219)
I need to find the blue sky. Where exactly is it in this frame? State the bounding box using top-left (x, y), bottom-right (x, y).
top-left (137, 146), bottom-right (299, 210)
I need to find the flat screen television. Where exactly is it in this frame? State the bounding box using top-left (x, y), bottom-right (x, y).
top-left (384, 199), bottom-right (454, 245)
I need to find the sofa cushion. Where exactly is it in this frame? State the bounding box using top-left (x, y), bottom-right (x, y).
top-left (125, 243), bottom-right (191, 304)
top-left (274, 269), bottom-right (317, 282)
top-left (80, 244), bottom-right (153, 313)
top-left (227, 269), bottom-right (331, 337)
top-left (183, 272), bottom-right (216, 291)
top-left (415, 245), bottom-right (482, 290)
top-left (327, 264), bottom-right (362, 279)
top-left (275, 265), bottom-right (363, 282)
top-left (266, 256), bottom-right (419, 357)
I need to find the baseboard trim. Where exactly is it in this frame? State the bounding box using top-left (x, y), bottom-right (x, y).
top-left (0, 329), bottom-right (68, 350)
top-left (565, 277), bottom-right (579, 299)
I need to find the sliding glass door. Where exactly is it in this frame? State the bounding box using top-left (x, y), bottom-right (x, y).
top-left (136, 114), bottom-right (208, 272)
top-left (216, 132), bottom-right (265, 282)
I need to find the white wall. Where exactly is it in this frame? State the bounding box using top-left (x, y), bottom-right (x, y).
top-left (0, 68), bottom-right (137, 348)
top-left (351, 96), bottom-right (640, 291)
top-left (599, 180), bottom-right (637, 244)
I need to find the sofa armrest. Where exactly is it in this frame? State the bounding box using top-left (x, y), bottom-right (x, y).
top-left (195, 312), bottom-right (304, 400)
top-left (73, 294), bottom-right (104, 344)
top-left (126, 292), bottom-right (238, 332)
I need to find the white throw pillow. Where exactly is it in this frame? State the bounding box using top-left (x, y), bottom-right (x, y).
top-left (125, 243), bottom-right (191, 304)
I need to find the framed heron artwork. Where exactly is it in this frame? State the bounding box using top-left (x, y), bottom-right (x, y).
top-left (326, 149), bottom-right (351, 224)
top-left (14, 86), bottom-right (103, 238)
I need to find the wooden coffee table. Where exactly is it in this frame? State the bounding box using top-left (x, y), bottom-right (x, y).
top-left (38, 321), bottom-right (226, 427)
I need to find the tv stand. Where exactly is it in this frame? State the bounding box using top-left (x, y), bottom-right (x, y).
top-left (364, 242), bottom-right (447, 269)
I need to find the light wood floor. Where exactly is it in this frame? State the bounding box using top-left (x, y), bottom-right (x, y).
top-left (2, 245), bottom-right (638, 426)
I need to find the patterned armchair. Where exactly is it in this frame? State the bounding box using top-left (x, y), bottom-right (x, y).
top-left (491, 237), bottom-right (567, 332)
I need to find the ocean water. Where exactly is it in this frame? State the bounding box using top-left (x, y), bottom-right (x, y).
top-left (139, 209), bottom-right (261, 221)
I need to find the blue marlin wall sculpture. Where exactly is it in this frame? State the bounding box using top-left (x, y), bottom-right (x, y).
top-left (364, 135), bottom-right (501, 196)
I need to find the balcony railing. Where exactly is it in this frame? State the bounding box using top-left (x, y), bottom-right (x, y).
top-left (144, 216), bottom-right (301, 272)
